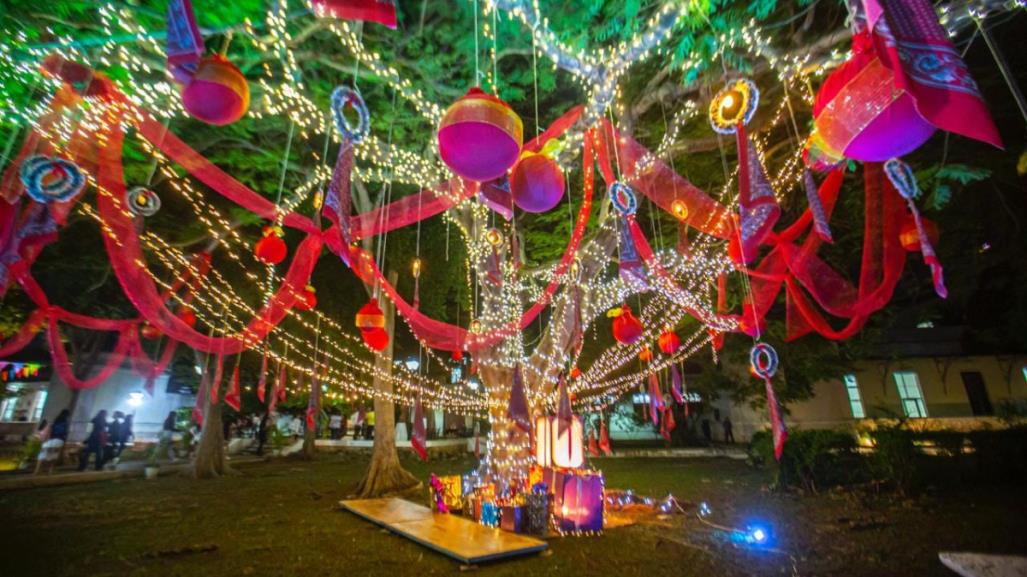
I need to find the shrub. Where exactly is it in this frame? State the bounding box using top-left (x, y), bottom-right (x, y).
top-left (865, 424), bottom-right (919, 495)
top-left (749, 428), bottom-right (860, 493)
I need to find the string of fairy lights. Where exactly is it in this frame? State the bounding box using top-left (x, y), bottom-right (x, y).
top-left (1, 0), bottom-right (1019, 441)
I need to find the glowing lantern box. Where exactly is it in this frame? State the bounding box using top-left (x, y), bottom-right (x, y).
top-left (535, 415), bottom-right (584, 469)
top-left (552, 470), bottom-right (605, 534)
top-left (436, 475), bottom-right (463, 512)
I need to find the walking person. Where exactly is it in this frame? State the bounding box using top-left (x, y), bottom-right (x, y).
top-left (722, 417), bottom-right (735, 444)
top-left (107, 411), bottom-right (125, 467)
top-left (78, 410), bottom-right (109, 471)
top-left (161, 412), bottom-right (178, 462)
top-left (701, 418), bottom-right (712, 446)
top-left (255, 411), bottom-right (271, 456)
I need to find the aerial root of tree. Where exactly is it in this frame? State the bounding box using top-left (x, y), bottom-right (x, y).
top-left (353, 449), bottom-right (420, 498)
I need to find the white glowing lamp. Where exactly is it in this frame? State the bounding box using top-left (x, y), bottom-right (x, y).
top-left (534, 415), bottom-right (584, 468)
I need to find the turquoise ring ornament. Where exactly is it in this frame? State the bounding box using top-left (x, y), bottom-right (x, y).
top-left (709, 79), bottom-right (759, 135)
top-left (610, 182), bottom-right (638, 216)
top-left (331, 85), bottom-right (369, 144)
top-left (749, 342), bottom-right (778, 380)
top-left (127, 186), bottom-right (161, 217)
top-left (19, 155), bottom-right (86, 203)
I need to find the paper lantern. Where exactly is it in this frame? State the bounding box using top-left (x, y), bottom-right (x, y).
top-left (254, 225), bottom-right (287, 265)
top-left (534, 415), bottom-right (584, 469)
top-left (638, 346), bottom-right (653, 363)
top-left (451, 350), bottom-right (463, 362)
top-left (553, 470), bottom-right (604, 534)
top-left (140, 322), bottom-right (161, 340)
top-left (899, 213), bottom-right (940, 253)
top-left (361, 327), bottom-right (389, 352)
top-left (438, 87), bottom-right (523, 182)
top-left (176, 308), bottom-right (197, 329)
top-left (510, 151), bottom-right (565, 213)
top-left (807, 33), bottom-right (935, 167)
top-left (658, 329), bottom-right (681, 355)
top-left (569, 366), bottom-right (581, 379)
top-left (610, 305), bottom-right (643, 345)
top-left (182, 54), bottom-right (250, 126)
top-left (295, 284), bottom-right (317, 311)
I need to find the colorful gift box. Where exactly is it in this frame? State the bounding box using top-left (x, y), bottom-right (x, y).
top-left (500, 505), bottom-right (525, 533)
top-left (552, 470), bottom-right (604, 534)
top-left (525, 492), bottom-right (550, 536)
top-left (439, 475), bottom-right (463, 511)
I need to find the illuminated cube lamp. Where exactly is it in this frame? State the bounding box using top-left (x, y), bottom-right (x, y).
top-left (534, 415), bottom-right (584, 469)
top-left (553, 470), bottom-right (605, 535)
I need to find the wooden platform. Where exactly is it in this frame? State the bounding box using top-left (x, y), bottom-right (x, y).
top-left (339, 498), bottom-right (548, 564)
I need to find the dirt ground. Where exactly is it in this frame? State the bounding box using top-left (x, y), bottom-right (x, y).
top-left (0, 454), bottom-right (1024, 576)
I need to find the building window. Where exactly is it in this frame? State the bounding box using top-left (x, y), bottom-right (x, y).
top-left (893, 371), bottom-right (927, 418)
top-left (0, 384), bottom-right (24, 421)
top-left (31, 388), bottom-right (48, 421)
top-left (843, 374), bottom-right (866, 418)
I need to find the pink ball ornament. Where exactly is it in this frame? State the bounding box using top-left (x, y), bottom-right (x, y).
top-left (510, 151), bottom-right (565, 213)
top-left (808, 32), bottom-right (935, 167)
top-left (438, 87), bottom-right (523, 182)
top-left (182, 54), bottom-right (250, 126)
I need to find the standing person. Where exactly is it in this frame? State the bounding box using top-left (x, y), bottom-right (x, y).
top-left (255, 411), bottom-right (270, 456)
top-left (701, 418), bottom-right (712, 446)
top-left (107, 411), bottom-right (125, 467)
top-left (78, 410), bottom-right (109, 471)
top-left (722, 417), bottom-right (735, 444)
top-left (351, 407), bottom-right (364, 439)
top-left (364, 409), bottom-right (375, 440)
top-left (328, 411), bottom-right (342, 440)
top-left (36, 409), bottom-right (70, 475)
top-left (161, 412), bottom-right (178, 462)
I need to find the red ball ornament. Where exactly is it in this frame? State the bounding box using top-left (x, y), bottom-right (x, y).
top-left (141, 322), bottom-right (161, 340)
top-left (361, 328), bottom-right (389, 352)
top-left (295, 285), bottom-right (317, 311)
top-left (510, 151), bottom-right (565, 213)
top-left (451, 350), bottom-right (464, 362)
top-left (807, 32), bottom-right (935, 167)
top-left (438, 87), bottom-right (523, 182)
top-left (899, 214), bottom-right (940, 252)
top-left (182, 54), bottom-right (250, 126)
top-left (639, 346), bottom-right (653, 362)
top-left (611, 305), bottom-right (644, 345)
top-left (254, 225), bottom-right (287, 265)
top-left (177, 308), bottom-right (197, 328)
top-left (658, 329), bottom-right (681, 355)
top-left (570, 366), bottom-right (581, 379)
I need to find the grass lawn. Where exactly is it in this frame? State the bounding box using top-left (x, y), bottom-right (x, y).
top-left (0, 453), bottom-right (1024, 576)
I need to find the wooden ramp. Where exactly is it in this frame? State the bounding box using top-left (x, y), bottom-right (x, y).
top-left (340, 498), bottom-right (548, 564)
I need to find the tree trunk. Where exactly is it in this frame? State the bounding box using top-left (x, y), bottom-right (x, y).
top-left (193, 354), bottom-right (230, 478)
top-left (355, 271), bottom-right (418, 498)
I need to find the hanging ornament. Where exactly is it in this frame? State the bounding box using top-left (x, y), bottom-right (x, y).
top-left (224, 358), bottom-right (242, 412)
top-left (438, 87), bottom-right (523, 182)
top-left (140, 322), bottom-right (161, 341)
top-left (330, 85), bottom-right (371, 144)
top-left (709, 79), bottom-right (759, 135)
top-left (451, 350), bottom-right (463, 362)
top-left (587, 428), bottom-right (600, 457)
top-left (165, 0), bottom-right (203, 84)
top-left (411, 257), bottom-right (422, 310)
top-left (295, 284), bottom-right (318, 311)
top-left (256, 353), bottom-right (268, 404)
top-left (254, 225), bottom-right (287, 265)
top-left (670, 363), bottom-right (684, 405)
top-left (356, 298), bottom-right (389, 352)
top-left (899, 213), bottom-right (939, 252)
top-left (660, 405), bottom-right (676, 442)
top-left (670, 199), bottom-right (689, 221)
top-left (803, 170), bottom-right (833, 242)
top-left (484, 227), bottom-right (503, 247)
top-left (750, 343), bottom-right (787, 460)
top-left (608, 305), bottom-right (643, 345)
top-left (126, 186), bottom-right (161, 217)
top-left (638, 346), bottom-right (653, 363)
top-left (510, 150), bottom-right (565, 213)
top-left (658, 328), bottom-right (681, 355)
top-left (648, 372), bottom-right (664, 426)
top-left (19, 155), bottom-right (86, 204)
top-left (885, 158), bottom-right (947, 298)
top-left (311, 0), bottom-right (398, 29)
top-left (507, 365), bottom-right (531, 434)
top-left (181, 54), bottom-right (250, 126)
top-left (411, 397), bottom-right (428, 460)
top-left (469, 319), bottom-right (482, 334)
top-left (177, 307), bottom-right (197, 328)
top-left (598, 420), bottom-right (612, 456)
top-left (610, 183), bottom-right (646, 288)
top-left (480, 176), bottom-right (514, 220)
top-left (569, 366), bottom-right (581, 380)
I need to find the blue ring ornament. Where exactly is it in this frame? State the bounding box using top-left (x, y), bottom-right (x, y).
top-left (709, 78), bottom-right (760, 135)
top-left (883, 158), bottom-right (920, 200)
top-left (610, 182), bottom-right (638, 216)
top-left (127, 186), bottom-right (161, 217)
top-left (749, 342), bottom-right (778, 380)
top-left (19, 155), bottom-right (86, 203)
top-left (331, 85), bottom-right (370, 144)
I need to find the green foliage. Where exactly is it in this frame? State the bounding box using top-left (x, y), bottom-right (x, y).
top-left (865, 423), bottom-right (919, 495)
top-left (749, 428), bottom-right (860, 492)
